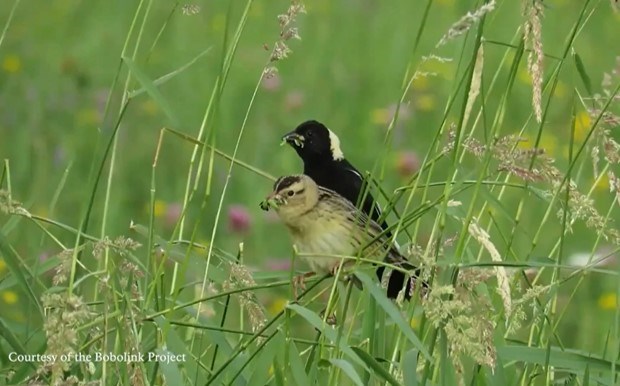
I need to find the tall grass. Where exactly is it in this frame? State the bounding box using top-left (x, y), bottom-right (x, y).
top-left (1, 0), bottom-right (620, 385)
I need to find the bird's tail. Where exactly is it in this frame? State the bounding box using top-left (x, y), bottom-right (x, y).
top-left (376, 249), bottom-right (427, 300)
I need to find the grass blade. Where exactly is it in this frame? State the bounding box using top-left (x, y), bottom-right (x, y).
top-left (0, 231), bottom-right (42, 316)
top-left (354, 272), bottom-right (429, 359)
top-left (286, 303), bottom-right (368, 371)
top-left (0, 317), bottom-right (27, 356)
top-left (154, 348), bottom-right (184, 386)
top-left (127, 46), bottom-right (213, 98)
top-left (351, 347), bottom-right (400, 386)
top-left (122, 56), bottom-right (180, 127)
top-left (402, 349), bottom-right (419, 386)
top-left (498, 344), bottom-right (615, 380)
top-left (326, 359), bottom-right (364, 386)
top-left (288, 340), bottom-right (311, 386)
top-left (573, 50), bottom-right (593, 96)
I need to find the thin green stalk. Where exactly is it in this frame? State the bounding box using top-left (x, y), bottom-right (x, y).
top-left (186, 3), bottom-right (257, 356)
top-left (209, 245), bottom-right (243, 372)
top-left (0, 0), bottom-right (20, 49)
top-left (327, 280), bottom-right (354, 386)
top-left (166, 320), bottom-right (331, 347)
top-left (143, 277), bottom-right (315, 321)
top-left (206, 276), bottom-right (328, 384)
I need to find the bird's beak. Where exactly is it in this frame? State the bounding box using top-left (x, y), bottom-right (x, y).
top-left (259, 192), bottom-right (285, 211)
top-left (281, 131), bottom-right (305, 148)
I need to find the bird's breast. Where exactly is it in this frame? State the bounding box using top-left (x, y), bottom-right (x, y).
top-left (286, 214), bottom-right (357, 273)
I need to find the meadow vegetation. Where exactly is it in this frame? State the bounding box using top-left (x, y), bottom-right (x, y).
top-left (1, 0), bottom-right (620, 385)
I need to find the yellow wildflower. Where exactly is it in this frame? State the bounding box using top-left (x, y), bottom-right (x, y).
top-left (412, 76), bottom-right (429, 92)
top-left (1, 291), bottom-right (18, 305)
top-left (268, 297), bottom-right (287, 316)
top-left (2, 54), bottom-right (21, 73)
top-left (371, 108), bottom-right (390, 125)
top-left (539, 134), bottom-right (557, 157)
top-left (415, 95), bottom-right (436, 112)
top-left (598, 293), bottom-right (617, 310)
top-left (594, 174), bottom-right (609, 192)
top-left (516, 135), bottom-right (533, 149)
top-left (153, 200), bottom-right (167, 218)
top-left (573, 111), bottom-right (591, 142)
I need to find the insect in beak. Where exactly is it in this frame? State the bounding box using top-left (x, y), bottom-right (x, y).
top-left (281, 132), bottom-right (305, 148)
top-left (259, 193), bottom-right (286, 211)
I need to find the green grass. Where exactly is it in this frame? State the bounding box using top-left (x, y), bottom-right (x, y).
top-left (1, 0), bottom-right (620, 384)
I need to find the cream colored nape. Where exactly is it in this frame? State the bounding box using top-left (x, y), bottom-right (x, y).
top-left (327, 129), bottom-right (344, 161)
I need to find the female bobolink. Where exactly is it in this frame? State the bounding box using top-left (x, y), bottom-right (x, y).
top-left (260, 174), bottom-right (420, 300)
top-left (282, 120), bottom-right (417, 298)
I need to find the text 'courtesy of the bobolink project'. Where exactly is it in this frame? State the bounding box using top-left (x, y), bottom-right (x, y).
top-left (7, 351), bottom-right (187, 365)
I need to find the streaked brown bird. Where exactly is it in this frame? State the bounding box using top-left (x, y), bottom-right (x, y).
top-left (260, 174), bottom-right (423, 300)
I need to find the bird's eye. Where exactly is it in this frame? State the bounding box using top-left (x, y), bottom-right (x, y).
top-left (287, 190), bottom-right (295, 197)
top-left (305, 131), bottom-right (313, 138)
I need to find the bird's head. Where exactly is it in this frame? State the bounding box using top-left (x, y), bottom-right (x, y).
top-left (259, 175), bottom-right (319, 220)
top-left (281, 120), bottom-right (344, 163)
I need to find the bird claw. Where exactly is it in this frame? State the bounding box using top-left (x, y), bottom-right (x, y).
top-left (330, 265), bottom-right (362, 290)
top-left (330, 264), bottom-right (344, 277)
top-left (344, 274), bottom-right (363, 290)
top-left (293, 272), bottom-right (315, 300)
top-left (292, 275), bottom-right (306, 300)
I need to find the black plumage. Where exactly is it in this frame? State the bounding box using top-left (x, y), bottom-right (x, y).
top-left (282, 120), bottom-right (423, 299)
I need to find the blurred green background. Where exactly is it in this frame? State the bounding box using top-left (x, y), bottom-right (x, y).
top-left (1, 0), bottom-right (620, 355)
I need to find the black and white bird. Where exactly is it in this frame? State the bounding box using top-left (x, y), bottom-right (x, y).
top-left (282, 120), bottom-right (423, 299)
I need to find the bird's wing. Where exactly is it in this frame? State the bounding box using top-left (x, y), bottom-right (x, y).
top-left (345, 168), bottom-right (378, 212)
top-left (345, 167), bottom-right (363, 181)
top-left (318, 186), bottom-right (390, 248)
top-left (341, 164), bottom-right (387, 228)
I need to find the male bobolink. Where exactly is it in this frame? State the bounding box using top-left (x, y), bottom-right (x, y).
top-left (260, 174), bottom-right (420, 300)
top-left (282, 120), bottom-right (419, 299)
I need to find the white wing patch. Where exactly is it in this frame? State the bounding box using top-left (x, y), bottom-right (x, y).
top-left (327, 129), bottom-right (345, 161)
top-left (346, 167), bottom-right (363, 181)
top-left (374, 200), bottom-right (383, 217)
top-left (346, 168), bottom-right (380, 214)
